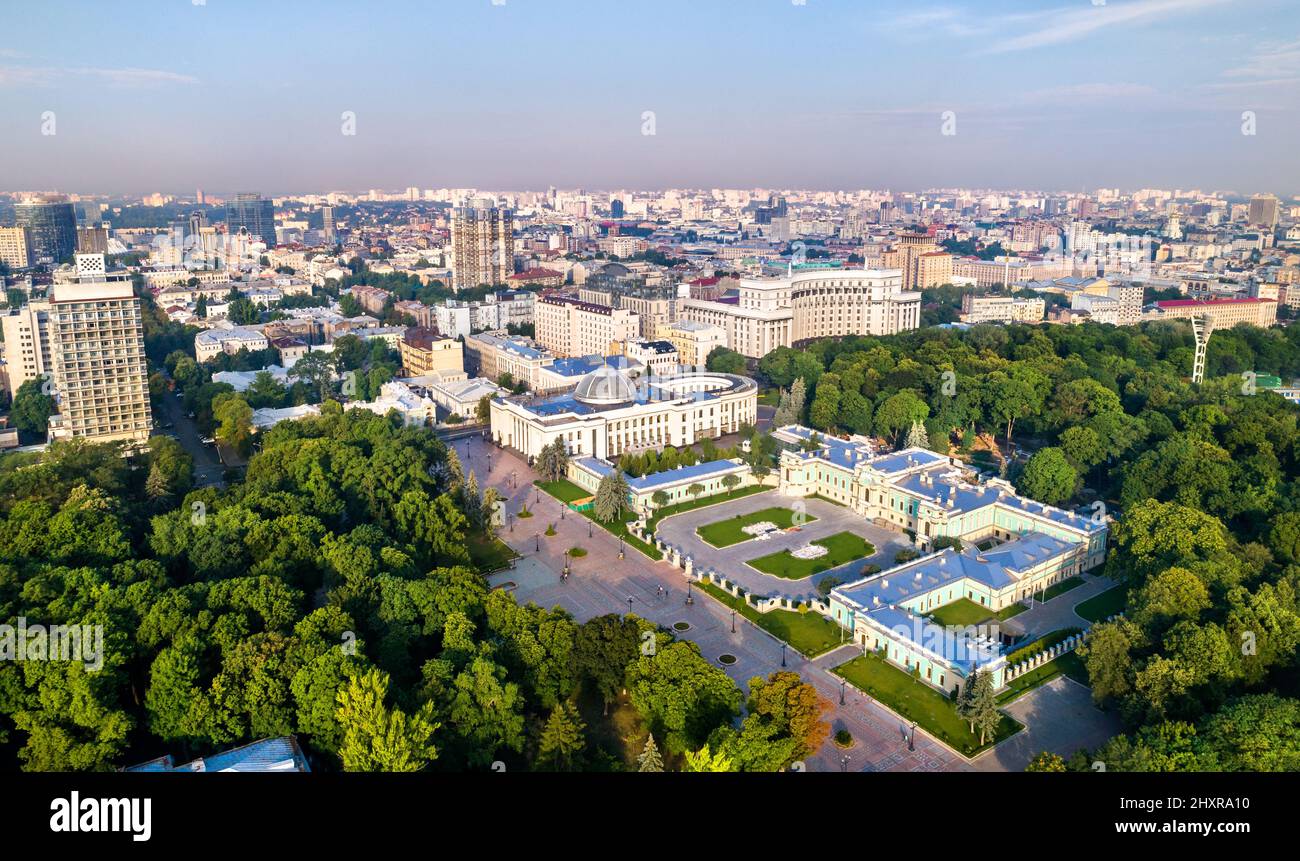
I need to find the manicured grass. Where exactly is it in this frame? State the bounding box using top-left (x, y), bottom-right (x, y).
top-left (534, 479), bottom-right (659, 559)
top-left (696, 506), bottom-right (816, 548)
top-left (646, 485), bottom-right (770, 532)
top-left (1075, 584), bottom-right (1128, 623)
top-left (694, 580), bottom-right (845, 657)
top-left (997, 651), bottom-right (1089, 705)
top-left (1036, 576), bottom-right (1084, 602)
top-left (535, 479), bottom-right (591, 504)
top-left (994, 603), bottom-right (1027, 621)
top-left (928, 598), bottom-right (994, 628)
top-left (746, 532), bottom-right (874, 580)
top-left (467, 530), bottom-right (518, 573)
top-left (834, 652), bottom-right (1022, 757)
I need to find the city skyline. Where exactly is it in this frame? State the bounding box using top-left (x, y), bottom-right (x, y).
top-left (1, 0), bottom-right (1297, 195)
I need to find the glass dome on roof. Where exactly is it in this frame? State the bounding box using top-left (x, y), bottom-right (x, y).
top-left (573, 365), bottom-right (637, 405)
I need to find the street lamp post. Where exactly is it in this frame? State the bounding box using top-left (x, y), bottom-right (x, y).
top-left (840, 678), bottom-right (846, 705)
top-left (840, 754), bottom-right (851, 773)
top-left (781, 643), bottom-right (787, 668)
top-left (534, 533), bottom-right (540, 553)
top-left (588, 521), bottom-right (592, 539)
top-left (685, 582), bottom-right (694, 606)
top-left (730, 609), bottom-right (736, 634)
top-left (508, 513), bottom-right (514, 533)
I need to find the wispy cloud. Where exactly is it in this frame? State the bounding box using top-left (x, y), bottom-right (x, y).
top-left (887, 0), bottom-right (1238, 55)
top-left (0, 63), bottom-right (198, 88)
top-left (1222, 38), bottom-right (1300, 79)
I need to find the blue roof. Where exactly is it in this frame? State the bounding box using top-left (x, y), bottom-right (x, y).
top-left (573, 457), bottom-right (744, 492)
top-left (124, 736), bottom-right (311, 773)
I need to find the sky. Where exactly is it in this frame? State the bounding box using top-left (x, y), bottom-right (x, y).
top-left (0, 0), bottom-right (1297, 196)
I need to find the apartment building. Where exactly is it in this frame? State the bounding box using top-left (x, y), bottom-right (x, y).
top-left (28, 255), bottom-right (152, 443)
top-left (451, 200), bottom-right (514, 290)
top-left (534, 294), bottom-right (639, 358)
top-left (465, 332), bottom-right (555, 390)
top-left (0, 227), bottom-right (34, 270)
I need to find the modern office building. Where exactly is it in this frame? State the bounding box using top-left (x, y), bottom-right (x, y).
top-left (225, 193), bottom-right (278, 246)
top-left (451, 200), bottom-right (514, 290)
top-left (490, 366), bottom-right (757, 461)
top-left (1249, 194), bottom-right (1280, 230)
top-left (76, 226), bottom-right (109, 255)
top-left (321, 206), bottom-right (336, 245)
top-left (15, 194), bottom-right (78, 265)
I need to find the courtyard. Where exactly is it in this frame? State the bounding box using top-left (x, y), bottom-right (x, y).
top-left (655, 491), bottom-right (910, 596)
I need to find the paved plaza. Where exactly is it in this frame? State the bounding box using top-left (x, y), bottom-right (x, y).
top-left (453, 433), bottom-right (1117, 773)
top-left (655, 493), bottom-right (913, 598)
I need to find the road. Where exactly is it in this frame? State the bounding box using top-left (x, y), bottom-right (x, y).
top-left (155, 384), bottom-right (225, 488)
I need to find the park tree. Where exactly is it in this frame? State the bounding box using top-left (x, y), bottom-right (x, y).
top-left (637, 734), bottom-right (664, 772)
top-left (1025, 751), bottom-right (1067, 772)
top-left (572, 614), bottom-right (641, 715)
top-left (772, 377), bottom-right (806, 427)
top-left (594, 470), bottom-right (631, 524)
top-left (683, 744), bottom-right (735, 772)
top-left (626, 638), bottom-right (742, 754)
top-left (535, 703), bottom-right (586, 771)
top-left (338, 669), bottom-right (439, 771)
top-left (874, 390), bottom-right (929, 443)
top-left (808, 373), bottom-right (842, 431)
top-left (10, 378), bottom-right (55, 438)
top-left (904, 420), bottom-right (929, 449)
top-left (1017, 447), bottom-right (1077, 506)
top-left (705, 347), bottom-right (747, 375)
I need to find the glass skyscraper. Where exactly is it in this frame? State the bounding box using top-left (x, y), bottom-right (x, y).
top-left (15, 194), bottom-right (78, 265)
top-left (225, 193), bottom-right (277, 246)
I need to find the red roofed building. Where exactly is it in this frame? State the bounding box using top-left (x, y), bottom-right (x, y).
top-left (508, 267), bottom-right (565, 288)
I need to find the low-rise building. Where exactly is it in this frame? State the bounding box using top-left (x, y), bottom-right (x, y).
top-left (399, 328), bottom-right (464, 377)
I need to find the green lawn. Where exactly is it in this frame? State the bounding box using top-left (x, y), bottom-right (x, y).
top-left (1036, 576), bottom-right (1084, 602)
top-left (467, 530), bottom-right (517, 573)
top-left (746, 532), bottom-right (874, 579)
top-left (997, 651), bottom-right (1089, 705)
top-left (928, 598), bottom-right (994, 627)
top-left (533, 480), bottom-right (659, 559)
top-left (696, 506), bottom-right (816, 548)
top-left (694, 580), bottom-right (845, 657)
top-left (645, 485), bottom-right (770, 533)
top-left (994, 603), bottom-right (1027, 621)
top-left (834, 652), bottom-right (1022, 757)
top-left (1074, 584), bottom-right (1128, 623)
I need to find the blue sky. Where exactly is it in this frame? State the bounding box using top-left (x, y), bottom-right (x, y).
top-left (1, 0), bottom-right (1296, 195)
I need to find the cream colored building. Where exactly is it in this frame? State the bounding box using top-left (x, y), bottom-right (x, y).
top-left (678, 268), bottom-right (920, 358)
top-left (534, 294), bottom-right (639, 358)
top-left (398, 328), bottom-right (464, 378)
top-left (11, 256), bottom-right (153, 443)
top-left (490, 366), bottom-right (757, 461)
top-left (1147, 297), bottom-right (1278, 328)
top-left (662, 319), bottom-right (727, 367)
top-left (960, 295), bottom-right (1045, 324)
top-left (0, 227), bottom-right (33, 270)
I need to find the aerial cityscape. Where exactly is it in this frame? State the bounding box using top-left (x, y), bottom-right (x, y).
top-left (1, 1), bottom-right (1298, 829)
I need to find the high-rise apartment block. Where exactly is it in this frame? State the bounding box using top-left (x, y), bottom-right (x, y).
top-left (1, 254), bottom-right (151, 442)
top-left (451, 200), bottom-right (514, 290)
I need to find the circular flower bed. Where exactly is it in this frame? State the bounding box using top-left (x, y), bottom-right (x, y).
top-left (673, 621), bottom-right (691, 632)
top-left (568, 547), bottom-right (588, 558)
top-left (718, 654), bottom-right (738, 666)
